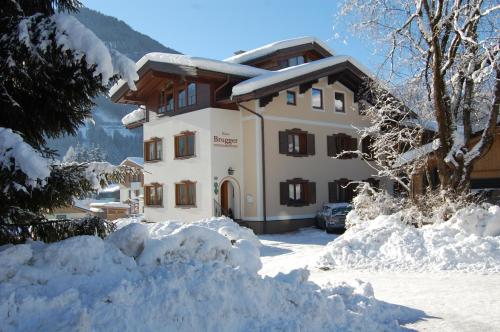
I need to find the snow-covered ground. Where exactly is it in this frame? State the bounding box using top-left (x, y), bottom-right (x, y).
top-left (0, 218), bottom-right (411, 331)
top-left (260, 228), bottom-right (500, 332)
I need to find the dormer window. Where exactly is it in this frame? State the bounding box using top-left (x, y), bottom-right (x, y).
top-left (288, 55), bottom-right (305, 67)
top-left (178, 88), bottom-right (186, 108)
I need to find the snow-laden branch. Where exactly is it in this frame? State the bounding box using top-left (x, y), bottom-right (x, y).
top-left (15, 14), bottom-right (138, 89)
top-left (0, 127), bottom-right (51, 188)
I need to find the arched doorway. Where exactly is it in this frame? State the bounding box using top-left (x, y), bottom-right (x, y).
top-left (219, 178), bottom-right (240, 220)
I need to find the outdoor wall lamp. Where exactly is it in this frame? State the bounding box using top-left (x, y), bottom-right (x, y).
top-left (227, 167), bottom-right (234, 175)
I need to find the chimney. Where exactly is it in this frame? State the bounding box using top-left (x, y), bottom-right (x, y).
top-left (233, 50), bottom-right (246, 55)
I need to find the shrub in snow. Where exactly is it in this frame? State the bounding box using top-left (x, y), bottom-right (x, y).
top-left (0, 216), bottom-right (116, 245)
top-left (319, 204), bottom-right (500, 273)
top-left (0, 223), bottom-right (412, 331)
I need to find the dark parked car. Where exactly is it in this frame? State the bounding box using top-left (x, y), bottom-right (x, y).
top-left (316, 203), bottom-right (352, 233)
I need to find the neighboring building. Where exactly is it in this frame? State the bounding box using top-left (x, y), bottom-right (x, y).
top-left (409, 126), bottom-right (500, 203)
top-left (89, 202), bottom-right (130, 221)
top-left (119, 157), bottom-right (144, 214)
top-left (45, 202), bottom-right (92, 220)
top-left (110, 37), bottom-right (381, 233)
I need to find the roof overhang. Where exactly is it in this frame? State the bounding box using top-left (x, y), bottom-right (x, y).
top-left (232, 60), bottom-right (371, 103)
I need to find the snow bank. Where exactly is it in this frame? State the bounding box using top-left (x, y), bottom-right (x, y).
top-left (0, 127), bottom-right (51, 189)
top-left (1, 223), bottom-right (409, 331)
top-left (114, 216), bottom-right (262, 249)
top-left (319, 205), bottom-right (500, 272)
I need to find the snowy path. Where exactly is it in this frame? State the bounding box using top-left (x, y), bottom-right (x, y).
top-left (259, 228), bottom-right (500, 332)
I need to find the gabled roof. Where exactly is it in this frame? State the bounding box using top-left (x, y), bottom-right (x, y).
top-left (109, 53), bottom-right (268, 101)
top-left (120, 157), bottom-right (144, 168)
top-left (231, 55), bottom-right (374, 100)
top-left (224, 37), bottom-right (334, 64)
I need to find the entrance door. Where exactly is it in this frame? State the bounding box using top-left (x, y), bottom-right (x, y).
top-left (221, 181), bottom-right (229, 214)
top-left (220, 180), bottom-right (236, 219)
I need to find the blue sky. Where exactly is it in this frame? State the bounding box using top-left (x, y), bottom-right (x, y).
top-left (82, 0), bottom-right (381, 71)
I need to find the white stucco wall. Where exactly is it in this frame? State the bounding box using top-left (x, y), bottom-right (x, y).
top-left (143, 108), bottom-right (243, 223)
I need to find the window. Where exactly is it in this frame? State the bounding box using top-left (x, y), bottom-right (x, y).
top-left (175, 131), bottom-right (195, 158)
top-left (144, 138), bottom-right (162, 161)
top-left (288, 55), bottom-right (305, 67)
top-left (187, 83), bottom-right (196, 106)
top-left (145, 184), bottom-right (163, 206)
top-left (280, 179), bottom-right (316, 206)
top-left (279, 129), bottom-right (315, 156)
top-left (311, 88), bottom-right (323, 109)
top-left (166, 94), bottom-right (174, 112)
top-left (134, 189), bottom-right (140, 197)
top-left (327, 133), bottom-right (357, 159)
top-left (334, 92), bottom-right (345, 113)
top-left (286, 91), bottom-right (296, 105)
top-left (329, 179), bottom-right (354, 203)
top-left (178, 88), bottom-right (186, 108)
top-left (158, 91), bottom-right (166, 113)
top-left (175, 181), bottom-right (196, 207)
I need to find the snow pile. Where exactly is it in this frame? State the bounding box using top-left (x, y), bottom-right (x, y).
top-left (121, 107), bottom-right (145, 126)
top-left (319, 205), bottom-right (500, 272)
top-left (114, 216), bottom-right (262, 249)
top-left (0, 223), bottom-right (408, 331)
top-left (0, 127), bottom-right (51, 188)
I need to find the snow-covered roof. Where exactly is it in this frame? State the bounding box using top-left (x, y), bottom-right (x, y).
top-left (121, 107), bottom-right (145, 126)
top-left (393, 139), bottom-right (440, 168)
top-left (109, 53), bottom-right (268, 98)
top-left (224, 37), bottom-right (334, 64)
top-left (101, 184), bottom-right (120, 193)
top-left (121, 157), bottom-right (144, 167)
top-left (90, 202), bottom-right (130, 209)
top-left (231, 55), bottom-right (374, 97)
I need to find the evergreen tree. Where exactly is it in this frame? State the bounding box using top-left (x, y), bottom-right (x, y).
top-left (0, 0), bottom-right (137, 223)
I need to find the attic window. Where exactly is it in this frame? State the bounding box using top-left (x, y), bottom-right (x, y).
top-left (288, 56), bottom-right (305, 67)
top-left (335, 92), bottom-right (345, 113)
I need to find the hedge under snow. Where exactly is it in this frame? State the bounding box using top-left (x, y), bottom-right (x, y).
top-left (1, 219), bottom-right (413, 331)
top-left (318, 205), bottom-right (500, 272)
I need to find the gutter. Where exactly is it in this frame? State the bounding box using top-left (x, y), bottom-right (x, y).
top-left (237, 102), bottom-right (267, 231)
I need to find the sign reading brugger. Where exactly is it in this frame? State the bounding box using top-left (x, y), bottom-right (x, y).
top-left (213, 132), bottom-right (238, 147)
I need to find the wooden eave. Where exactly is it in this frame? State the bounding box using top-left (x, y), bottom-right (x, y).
top-left (111, 60), bottom-right (255, 104)
top-left (233, 61), bottom-right (370, 104)
top-left (242, 42), bottom-right (333, 66)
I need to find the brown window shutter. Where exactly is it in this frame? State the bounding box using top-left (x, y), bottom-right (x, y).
top-left (336, 134), bottom-right (344, 157)
top-left (308, 182), bottom-right (316, 204)
top-left (350, 137), bottom-right (358, 158)
top-left (280, 182), bottom-right (288, 205)
top-left (328, 182), bottom-right (338, 203)
top-left (279, 131), bottom-right (288, 154)
top-left (327, 135), bottom-right (335, 156)
top-left (307, 133), bottom-right (315, 155)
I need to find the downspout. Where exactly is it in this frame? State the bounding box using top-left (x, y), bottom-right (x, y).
top-left (237, 102), bottom-right (267, 232)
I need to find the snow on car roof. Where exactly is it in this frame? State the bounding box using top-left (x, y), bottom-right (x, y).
top-left (224, 36), bottom-right (335, 64)
top-left (109, 53), bottom-right (268, 98)
top-left (231, 55), bottom-right (374, 97)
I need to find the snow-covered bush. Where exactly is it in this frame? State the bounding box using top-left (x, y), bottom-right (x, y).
top-left (0, 216), bottom-right (116, 246)
top-left (0, 223), bottom-right (411, 331)
top-left (319, 204), bottom-right (500, 273)
top-left (350, 183), bottom-right (481, 228)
